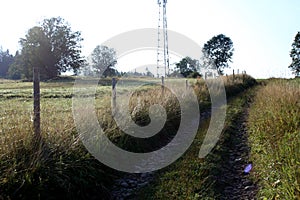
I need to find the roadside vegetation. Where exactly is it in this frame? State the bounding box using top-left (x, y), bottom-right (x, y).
top-left (247, 78), bottom-right (300, 199)
top-left (139, 78), bottom-right (257, 199)
top-left (3, 75), bottom-right (298, 199)
top-left (0, 75), bottom-right (256, 199)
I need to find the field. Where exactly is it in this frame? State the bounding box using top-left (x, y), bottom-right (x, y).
top-left (0, 75), bottom-right (299, 199)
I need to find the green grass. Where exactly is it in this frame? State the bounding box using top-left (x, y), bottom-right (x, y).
top-left (0, 75), bottom-right (257, 199)
top-left (0, 97), bottom-right (113, 199)
top-left (247, 79), bottom-right (300, 199)
top-left (137, 77), bottom-right (258, 199)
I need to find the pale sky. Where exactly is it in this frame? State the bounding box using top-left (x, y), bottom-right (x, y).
top-left (1, 0), bottom-right (300, 78)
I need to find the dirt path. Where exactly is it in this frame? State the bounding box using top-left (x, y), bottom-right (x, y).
top-left (214, 106), bottom-right (258, 199)
top-left (110, 110), bottom-right (212, 200)
top-left (110, 95), bottom-right (258, 199)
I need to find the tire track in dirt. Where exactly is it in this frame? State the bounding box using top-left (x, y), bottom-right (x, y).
top-left (110, 110), bottom-right (212, 200)
top-left (214, 99), bottom-right (258, 199)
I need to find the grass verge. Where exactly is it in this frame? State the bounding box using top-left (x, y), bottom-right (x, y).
top-left (138, 80), bottom-right (257, 199)
top-left (247, 78), bottom-right (300, 199)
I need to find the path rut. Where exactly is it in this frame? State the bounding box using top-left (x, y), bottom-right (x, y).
top-left (214, 107), bottom-right (258, 199)
top-left (110, 100), bottom-right (258, 199)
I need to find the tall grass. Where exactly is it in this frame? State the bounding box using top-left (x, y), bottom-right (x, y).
top-left (0, 98), bottom-right (112, 199)
top-left (248, 79), bottom-right (300, 199)
top-left (0, 75), bottom-right (257, 198)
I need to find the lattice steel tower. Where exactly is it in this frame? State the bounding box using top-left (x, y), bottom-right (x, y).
top-left (157, 0), bottom-right (169, 78)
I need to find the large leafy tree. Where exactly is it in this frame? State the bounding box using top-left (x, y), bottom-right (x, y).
top-left (8, 27), bottom-right (47, 79)
top-left (13, 17), bottom-right (84, 80)
top-left (289, 31), bottom-right (300, 77)
top-left (20, 26), bottom-right (50, 79)
top-left (90, 45), bottom-right (117, 77)
top-left (175, 57), bottom-right (201, 78)
top-left (202, 34), bottom-right (234, 75)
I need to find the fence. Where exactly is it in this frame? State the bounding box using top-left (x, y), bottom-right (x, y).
top-left (33, 70), bottom-right (247, 137)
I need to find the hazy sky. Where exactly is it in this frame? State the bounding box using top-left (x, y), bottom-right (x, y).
top-left (1, 0), bottom-right (300, 78)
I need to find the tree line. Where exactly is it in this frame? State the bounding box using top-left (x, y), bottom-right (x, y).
top-left (0, 17), bottom-right (299, 80)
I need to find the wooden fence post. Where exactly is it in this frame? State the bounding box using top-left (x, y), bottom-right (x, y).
top-left (33, 66), bottom-right (41, 143)
top-left (242, 70), bottom-right (247, 83)
top-left (186, 79), bottom-right (188, 90)
top-left (161, 76), bottom-right (165, 96)
top-left (232, 69), bottom-right (235, 83)
top-left (112, 78), bottom-right (117, 112)
top-left (161, 76), bottom-right (165, 85)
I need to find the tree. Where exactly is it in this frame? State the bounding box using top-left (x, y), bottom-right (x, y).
top-left (0, 48), bottom-right (14, 77)
top-left (175, 57), bottom-right (201, 78)
top-left (289, 31), bottom-right (300, 77)
top-left (8, 27), bottom-right (47, 80)
top-left (20, 26), bottom-right (50, 79)
top-left (202, 34), bottom-right (234, 75)
top-left (145, 67), bottom-right (154, 77)
top-left (13, 17), bottom-right (84, 80)
top-left (81, 62), bottom-right (94, 77)
top-left (90, 45), bottom-right (117, 77)
top-left (8, 51), bottom-right (22, 79)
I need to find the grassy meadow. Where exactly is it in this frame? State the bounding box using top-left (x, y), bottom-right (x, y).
top-left (1, 75), bottom-right (298, 199)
